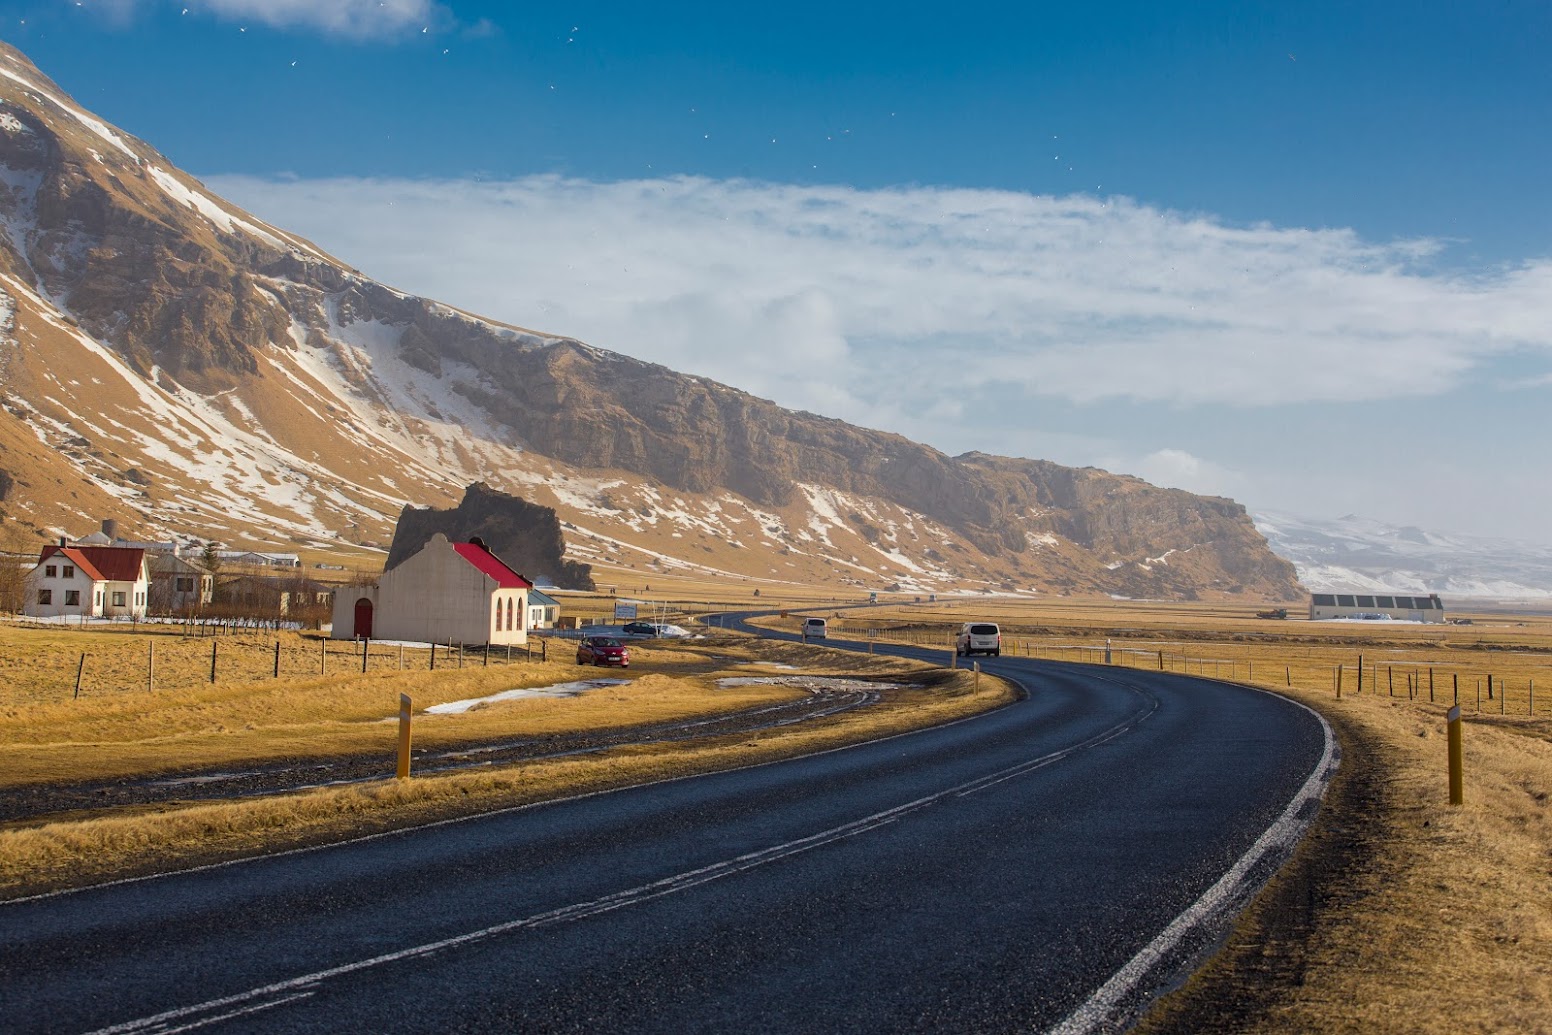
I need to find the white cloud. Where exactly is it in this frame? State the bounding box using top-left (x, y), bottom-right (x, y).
top-left (82, 1), bottom-right (455, 39)
top-left (209, 173), bottom-right (1552, 421)
top-left (202, 172), bottom-right (1552, 544)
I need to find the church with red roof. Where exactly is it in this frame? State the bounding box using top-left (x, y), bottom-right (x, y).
top-left (330, 533), bottom-right (533, 646)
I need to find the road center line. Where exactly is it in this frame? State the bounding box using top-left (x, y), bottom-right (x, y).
top-left (82, 697), bottom-right (1153, 1035)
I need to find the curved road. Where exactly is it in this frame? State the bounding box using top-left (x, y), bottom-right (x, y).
top-left (0, 622), bottom-right (1335, 1034)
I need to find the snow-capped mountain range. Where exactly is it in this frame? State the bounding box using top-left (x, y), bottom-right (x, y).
top-left (1254, 511), bottom-right (1552, 601)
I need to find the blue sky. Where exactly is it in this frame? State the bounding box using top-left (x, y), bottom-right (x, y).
top-left (4, 0), bottom-right (1552, 544)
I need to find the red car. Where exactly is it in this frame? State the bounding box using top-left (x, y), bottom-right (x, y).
top-left (577, 636), bottom-right (630, 667)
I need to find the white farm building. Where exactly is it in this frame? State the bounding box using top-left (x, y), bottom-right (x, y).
top-left (1309, 592), bottom-right (1447, 623)
top-left (331, 534), bottom-right (532, 646)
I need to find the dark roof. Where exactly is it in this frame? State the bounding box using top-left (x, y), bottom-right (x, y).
top-left (529, 589), bottom-right (560, 607)
top-left (452, 541), bottom-right (532, 590)
top-left (38, 545), bottom-right (106, 582)
top-left (41, 544), bottom-right (146, 582)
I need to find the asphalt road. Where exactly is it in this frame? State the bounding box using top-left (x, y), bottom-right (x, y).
top-left (0, 623), bottom-right (1334, 1034)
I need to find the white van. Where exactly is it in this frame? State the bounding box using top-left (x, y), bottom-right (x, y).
top-left (956, 622), bottom-right (1000, 657)
top-left (801, 617), bottom-right (828, 640)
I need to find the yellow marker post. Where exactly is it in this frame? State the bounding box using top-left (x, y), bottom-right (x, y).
top-left (974, 661), bottom-right (981, 691)
top-left (396, 693), bottom-right (413, 780)
top-left (1447, 705), bottom-right (1463, 806)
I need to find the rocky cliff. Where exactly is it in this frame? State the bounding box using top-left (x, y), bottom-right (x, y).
top-left (0, 42), bottom-right (1302, 600)
top-left (387, 483), bottom-right (594, 590)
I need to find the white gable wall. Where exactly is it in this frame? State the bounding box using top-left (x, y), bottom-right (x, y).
top-left (23, 564), bottom-right (104, 618)
top-left (331, 536), bottom-right (528, 645)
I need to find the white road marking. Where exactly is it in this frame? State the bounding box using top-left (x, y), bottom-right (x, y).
top-left (1051, 692), bottom-right (1340, 1034)
top-left (81, 697), bottom-right (1154, 1035)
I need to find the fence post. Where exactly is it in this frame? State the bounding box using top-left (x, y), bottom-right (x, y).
top-left (320, 637), bottom-right (325, 675)
top-left (1447, 705), bottom-right (1464, 805)
top-left (74, 653), bottom-right (86, 699)
top-left (430, 643), bottom-right (436, 671)
top-left (274, 640), bottom-right (281, 678)
top-left (362, 636), bottom-right (369, 674)
top-left (396, 693), bottom-right (413, 780)
top-left (974, 661), bottom-right (980, 690)
top-left (147, 641), bottom-right (154, 693)
top-left (210, 639), bottom-right (217, 684)
top-left (1429, 667), bottom-right (1434, 703)
top-left (1336, 664), bottom-right (1342, 698)
top-left (1285, 665), bottom-right (1290, 687)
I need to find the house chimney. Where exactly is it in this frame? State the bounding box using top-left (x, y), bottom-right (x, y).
top-left (59, 536), bottom-right (67, 547)
top-left (101, 518), bottom-right (118, 540)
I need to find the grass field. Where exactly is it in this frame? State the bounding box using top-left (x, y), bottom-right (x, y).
top-left (0, 619), bottom-right (1013, 894)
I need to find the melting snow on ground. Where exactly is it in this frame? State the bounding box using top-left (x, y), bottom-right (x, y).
top-left (424, 678), bottom-right (630, 714)
top-left (715, 676), bottom-right (899, 691)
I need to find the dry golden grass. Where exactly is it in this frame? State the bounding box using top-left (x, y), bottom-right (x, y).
top-left (0, 623), bottom-right (1014, 895)
top-left (0, 625), bottom-right (901, 787)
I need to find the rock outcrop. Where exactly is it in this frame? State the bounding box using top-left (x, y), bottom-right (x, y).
top-left (387, 484), bottom-right (595, 590)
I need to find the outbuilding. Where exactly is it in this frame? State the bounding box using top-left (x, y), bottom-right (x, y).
top-left (1309, 592), bottom-right (1447, 623)
top-left (332, 534), bottom-right (532, 646)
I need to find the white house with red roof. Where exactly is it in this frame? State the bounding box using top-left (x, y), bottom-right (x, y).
top-left (23, 544), bottom-right (150, 619)
top-left (330, 533), bottom-right (532, 645)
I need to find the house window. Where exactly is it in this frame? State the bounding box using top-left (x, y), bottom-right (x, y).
top-left (176, 577), bottom-right (194, 592)
top-left (493, 599), bottom-right (501, 633)
top-left (63, 565), bottom-right (75, 578)
top-left (45, 565), bottom-right (56, 578)
top-left (65, 590), bottom-right (80, 606)
top-left (506, 598), bottom-right (515, 631)
top-left (38, 589), bottom-right (52, 605)
top-left (112, 591), bottom-right (126, 607)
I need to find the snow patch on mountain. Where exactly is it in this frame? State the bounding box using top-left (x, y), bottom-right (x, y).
top-left (1255, 511), bottom-right (1552, 599)
top-left (0, 65), bottom-right (139, 161)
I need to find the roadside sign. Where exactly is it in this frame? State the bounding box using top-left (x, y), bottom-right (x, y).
top-left (614, 602), bottom-right (638, 620)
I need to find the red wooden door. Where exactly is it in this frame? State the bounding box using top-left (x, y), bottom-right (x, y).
top-left (354, 598), bottom-right (374, 639)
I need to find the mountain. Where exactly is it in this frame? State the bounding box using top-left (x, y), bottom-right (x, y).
top-left (1254, 511), bottom-right (1552, 601)
top-left (0, 41), bottom-right (1301, 600)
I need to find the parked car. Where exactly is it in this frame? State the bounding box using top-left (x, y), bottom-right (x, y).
top-left (801, 617), bottom-right (828, 640)
top-left (956, 622), bottom-right (1001, 657)
top-left (577, 636), bottom-right (630, 667)
top-left (621, 621), bottom-right (659, 637)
